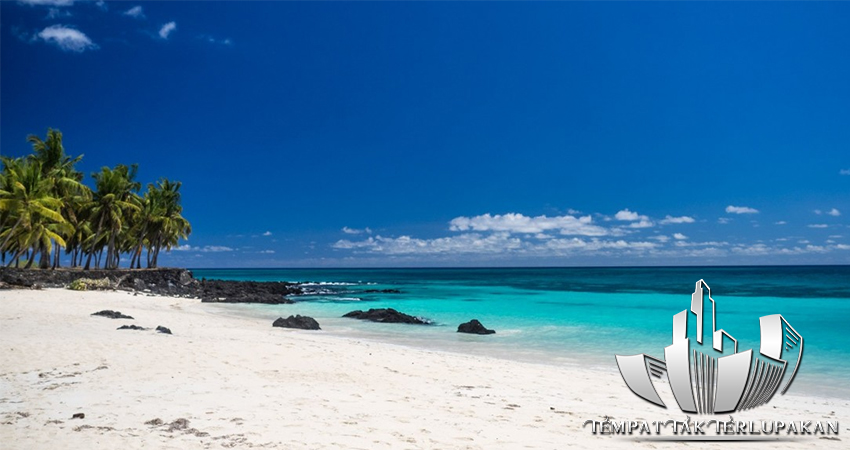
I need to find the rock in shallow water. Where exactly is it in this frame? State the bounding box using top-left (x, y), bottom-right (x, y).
top-left (91, 310), bottom-right (134, 320)
top-left (457, 319), bottom-right (495, 335)
top-left (272, 315), bottom-right (321, 330)
top-left (342, 308), bottom-right (430, 325)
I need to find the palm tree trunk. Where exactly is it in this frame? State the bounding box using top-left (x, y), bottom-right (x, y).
top-left (84, 215), bottom-right (105, 270)
top-left (25, 246), bottom-right (36, 269)
top-left (7, 247), bottom-right (27, 267)
top-left (0, 216), bottom-right (24, 254)
top-left (106, 231), bottom-right (117, 269)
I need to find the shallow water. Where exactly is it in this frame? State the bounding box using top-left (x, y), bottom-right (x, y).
top-left (193, 266), bottom-right (850, 399)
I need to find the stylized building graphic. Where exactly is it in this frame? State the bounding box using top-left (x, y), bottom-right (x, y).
top-left (616, 280), bottom-right (803, 414)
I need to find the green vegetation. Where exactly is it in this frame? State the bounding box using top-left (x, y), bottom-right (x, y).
top-left (0, 128), bottom-right (191, 269)
top-left (68, 277), bottom-right (112, 291)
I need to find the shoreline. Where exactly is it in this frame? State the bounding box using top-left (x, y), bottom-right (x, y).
top-left (1, 289), bottom-right (847, 449)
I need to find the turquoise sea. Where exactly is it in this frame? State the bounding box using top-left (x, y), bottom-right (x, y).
top-left (193, 266), bottom-right (850, 399)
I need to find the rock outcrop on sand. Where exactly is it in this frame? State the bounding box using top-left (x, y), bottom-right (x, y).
top-left (272, 315), bottom-right (321, 330)
top-left (117, 325), bottom-right (147, 331)
top-left (156, 326), bottom-right (172, 334)
top-left (91, 310), bottom-right (134, 320)
top-left (457, 319), bottom-right (495, 335)
top-left (342, 308), bottom-right (430, 325)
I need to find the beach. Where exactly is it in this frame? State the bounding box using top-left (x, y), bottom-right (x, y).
top-left (1, 288), bottom-right (846, 449)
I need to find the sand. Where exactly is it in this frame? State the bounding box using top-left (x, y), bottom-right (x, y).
top-left (0, 288), bottom-right (846, 449)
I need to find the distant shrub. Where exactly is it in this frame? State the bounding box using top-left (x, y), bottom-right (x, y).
top-left (68, 278), bottom-right (112, 291)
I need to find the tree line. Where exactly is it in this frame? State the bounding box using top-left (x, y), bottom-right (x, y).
top-left (0, 129), bottom-right (191, 269)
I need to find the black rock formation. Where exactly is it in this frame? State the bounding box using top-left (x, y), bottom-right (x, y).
top-left (457, 319), bottom-right (495, 335)
top-left (342, 308), bottom-right (430, 325)
top-left (117, 325), bottom-right (147, 331)
top-left (0, 268), bottom-right (303, 304)
top-left (198, 279), bottom-right (298, 304)
top-left (156, 326), bottom-right (172, 334)
top-left (272, 315), bottom-right (321, 330)
top-left (362, 289), bottom-right (402, 294)
top-left (91, 310), bottom-right (134, 320)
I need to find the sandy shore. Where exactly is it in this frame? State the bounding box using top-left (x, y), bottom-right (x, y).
top-left (1, 289), bottom-right (846, 449)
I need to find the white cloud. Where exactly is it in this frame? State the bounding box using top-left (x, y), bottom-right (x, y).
top-left (827, 208), bottom-right (841, 217)
top-left (674, 240), bottom-right (728, 248)
top-left (334, 233), bottom-right (523, 255)
top-left (774, 221), bottom-right (787, 225)
top-left (449, 213), bottom-right (609, 236)
top-left (123, 6), bottom-right (144, 18)
top-left (649, 235), bottom-right (670, 243)
top-left (342, 226), bottom-right (372, 235)
top-left (726, 205), bottom-right (759, 214)
top-left (159, 21), bottom-right (177, 39)
top-left (333, 233), bottom-right (657, 256)
top-left (37, 25), bottom-right (96, 52)
top-left (659, 215), bottom-right (695, 225)
top-left (199, 35), bottom-right (233, 46)
top-left (717, 218), bottom-right (731, 224)
top-left (615, 209), bottom-right (640, 221)
top-left (262, 231), bottom-right (273, 236)
top-left (673, 233), bottom-right (687, 240)
top-left (45, 7), bottom-right (71, 19)
top-left (258, 250), bottom-right (275, 254)
top-left (613, 209), bottom-right (654, 228)
top-left (174, 244), bottom-right (233, 252)
top-left (808, 224), bottom-right (829, 228)
top-left (627, 218), bottom-right (654, 229)
top-left (814, 209), bottom-right (823, 215)
top-left (19, 0), bottom-right (73, 6)
top-left (840, 169), bottom-right (850, 176)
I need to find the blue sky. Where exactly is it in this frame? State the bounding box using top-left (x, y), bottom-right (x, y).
top-left (2, 1), bottom-right (849, 267)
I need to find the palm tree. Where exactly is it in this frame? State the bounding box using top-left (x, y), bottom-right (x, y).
top-left (27, 129), bottom-right (91, 268)
top-left (147, 179), bottom-right (191, 268)
top-left (84, 165), bottom-right (141, 270)
top-left (0, 158), bottom-right (70, 267)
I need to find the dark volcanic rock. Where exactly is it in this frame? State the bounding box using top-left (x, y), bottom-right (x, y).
top-left (156, 326), bottom-right (172, 334)
top-left (342, 308), bottom-right (430, 325)
top-left (362, 289), bottom-right (402, 294)
top-left (199, 279), bottom-right (299, 304)
top-left (117, 325), bottom-right (147, 331)
top-left (0, 268), bottom-right (304, 304)
top-left (272, 315), bottom-right (321, 330)
top-left (457, 319), bottom-right (495, 335)
top-left (91, 310), bottom-right (134, 320)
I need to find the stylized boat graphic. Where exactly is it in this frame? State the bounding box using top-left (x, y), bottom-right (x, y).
top-left (616, 280), bottom-right (803, 414)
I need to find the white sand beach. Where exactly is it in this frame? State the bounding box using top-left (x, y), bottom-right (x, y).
top-left (0, 289), bottom-right (846, 449)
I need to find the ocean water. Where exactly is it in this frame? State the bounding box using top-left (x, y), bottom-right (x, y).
top-left (192, 266), bottom-right (850, 399)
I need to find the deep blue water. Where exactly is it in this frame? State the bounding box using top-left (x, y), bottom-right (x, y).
top-left (193, 266), bottom-right (850, 399)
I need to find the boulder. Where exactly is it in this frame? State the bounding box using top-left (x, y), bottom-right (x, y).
top-left (133, 278), bottom-right (147, 291)
top-left (272, 315), bottom-right (321, 330)
top-left (457, 319), bottom-right (495, 335)
top-left (342, 308), bottom-right (430, 325)
top-left (156, 326), bottom-right (172, 334)
top-left (91, 310), bottom-right (134, 320)
top-left (117, 325), bottom-right (147, 331)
